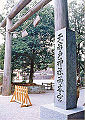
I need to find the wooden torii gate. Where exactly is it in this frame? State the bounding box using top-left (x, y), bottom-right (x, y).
top-left (0, 0), bottom-right (68, 96)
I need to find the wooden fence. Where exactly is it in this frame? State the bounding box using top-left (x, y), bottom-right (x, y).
top-left (10, 85), bottom-right (32, 107)
top-left (42, 82), bottom-right (54, 90)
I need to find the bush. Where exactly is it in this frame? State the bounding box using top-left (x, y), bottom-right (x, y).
top-left (0, 75), bottom-right (3, 85)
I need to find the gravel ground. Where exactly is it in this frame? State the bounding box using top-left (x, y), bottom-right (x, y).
top-left (0, 89), bottom-right (85, 120)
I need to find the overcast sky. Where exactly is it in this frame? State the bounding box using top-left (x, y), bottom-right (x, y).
top-left (0, 0), bottom-right (82, 45)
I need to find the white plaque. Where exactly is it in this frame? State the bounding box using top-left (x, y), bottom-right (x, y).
top-left (54, 28), bottom-right (67, 108)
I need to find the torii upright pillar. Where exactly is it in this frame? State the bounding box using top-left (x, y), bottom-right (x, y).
top-left (2, 18), bottom-right (12, 96)
top-left (54, 0), bottom-right (69, 30)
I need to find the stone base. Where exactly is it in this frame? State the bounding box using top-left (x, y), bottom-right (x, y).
top-left (40, 103), bottom-right (85, 120)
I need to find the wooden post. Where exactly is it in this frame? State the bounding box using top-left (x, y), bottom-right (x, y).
top-left (2, 18), bottom-right (12, 96)
top-left (0, 0), bottom-right (32, 28)
top-left (0, 0), bottom-right (52, 32)
top-left (9, 0), bottom-right (52, 32)
top-left (54, 0), bottom-right (69, 31)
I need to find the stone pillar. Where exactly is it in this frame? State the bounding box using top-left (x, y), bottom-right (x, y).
top-left (54, 0), bottom-right (77, 110)
top-left (40, 0), bottom-right (84, 120)
top-left (54, 28), bottom-right (77, 110)
top-left (40, 33), bottom-right (84, 120)
top-left (2, 18), bottom-right (12, 96)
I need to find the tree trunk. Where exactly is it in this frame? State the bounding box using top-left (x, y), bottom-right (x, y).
top-left (2, 18), bottom-right (12, 96)
top-left (29, 59), bottom-right (34, 84)
top-left (53, 69), bottom-right (55, 80)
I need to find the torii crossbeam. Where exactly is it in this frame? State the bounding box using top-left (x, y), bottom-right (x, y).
top-left (0, 0), bottom-right (68, 96)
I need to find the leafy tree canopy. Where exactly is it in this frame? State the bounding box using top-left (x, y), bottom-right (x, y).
top-left (69, 0), bottom-right (85, 78)
top-left (11, 4), bottom-right (54, 83)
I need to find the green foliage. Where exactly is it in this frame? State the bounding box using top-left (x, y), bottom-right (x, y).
top-left (0, 75), bottom-right (3, 84)
top-left (68, 0), bottom-right (85, 77)
top-left (69, 0), bottom-right (85, 43)
top-left (0, 0), bottom-right (55, 83)
top-left (49, 61), bottom-right (55, 72)
top-left (0, 44), bottom-right (5, 70)
top-left (0, 14), bottom-right (3, 23)
top-left (11, 4), bottom-right (54, 83)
